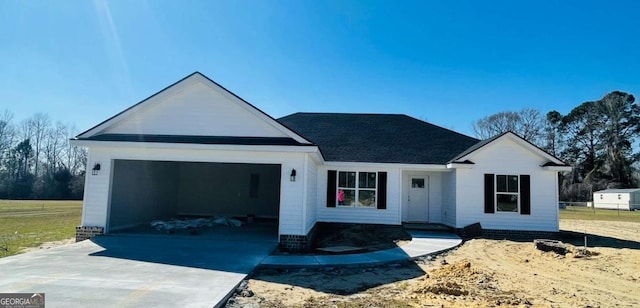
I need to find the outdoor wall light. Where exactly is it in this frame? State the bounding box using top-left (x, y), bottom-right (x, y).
top-left (92, 163), bottom-right (101, 175)
top-left (290, 169), bottom-right (297, 182)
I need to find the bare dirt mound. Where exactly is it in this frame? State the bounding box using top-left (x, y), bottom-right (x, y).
top-left (227, 220), bottom-right (640, 307)
top-left (403, 260), bottom-right (531, 307)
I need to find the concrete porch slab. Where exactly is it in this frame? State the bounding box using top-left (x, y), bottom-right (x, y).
top-left (259, 231), bottom-right (462, 267)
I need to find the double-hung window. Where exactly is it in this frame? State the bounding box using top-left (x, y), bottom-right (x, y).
top-left (484, 173), bottom-right (531, 215)
top-left (337, 171), bottom-right (377, 207)
top-left (496, 175), bottom-right (518, 212)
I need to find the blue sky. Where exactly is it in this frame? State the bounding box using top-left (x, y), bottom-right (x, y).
top-left (1, 1), bottom-right (638, 137)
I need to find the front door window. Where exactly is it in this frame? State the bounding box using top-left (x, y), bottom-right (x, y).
top-left (412, 178), bottom-right (425, 188)
top-left (407, 176), bottom-right (429, 221)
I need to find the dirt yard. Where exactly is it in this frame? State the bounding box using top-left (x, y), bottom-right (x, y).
top-left (227, 220), bottom-right (640, 307)
top-left (20, 238), bottom-right (75, 254)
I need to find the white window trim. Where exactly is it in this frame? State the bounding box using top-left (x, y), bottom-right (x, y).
top-left (495, 174), bottom-right (520, 213)
top-left (336, 171), bottom-right (378, 208)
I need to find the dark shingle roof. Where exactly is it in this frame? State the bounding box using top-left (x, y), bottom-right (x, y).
top-left (278, 113), bottom-right (479, 164)
top-left (447, 133), bottom-right (501, 163)
top-left (76, 134), bottom-right (310, 146)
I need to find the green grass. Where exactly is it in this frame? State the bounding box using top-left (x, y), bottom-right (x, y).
top-left (560, 205), bottom-right (640, 223)
top-left (0, 200), bottom-right (82, 258)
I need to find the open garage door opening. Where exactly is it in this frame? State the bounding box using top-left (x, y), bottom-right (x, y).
top-left (107, 160), bottom-right (281, 240)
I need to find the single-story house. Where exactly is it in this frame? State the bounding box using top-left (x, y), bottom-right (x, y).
top-left (593, 189), bottom-right (640, 210)
top-left (71, 72), bottom-right (571, 250)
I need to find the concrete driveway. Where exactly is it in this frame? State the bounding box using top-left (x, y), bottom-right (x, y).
top-left (0, 235), bottom-right (277, 307)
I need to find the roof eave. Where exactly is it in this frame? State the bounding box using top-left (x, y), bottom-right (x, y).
top-left (324, 161), bottom-right (449, 170)
top-left (541, 165), bottom-right (572, 172)
top-left (446, 162), bottom-right (474, 169)
top-left (70, 139), bottom-right (321, 153)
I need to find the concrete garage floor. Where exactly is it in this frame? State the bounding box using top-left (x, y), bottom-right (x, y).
top-left (112, 220), bottom-right (279, 242)
top-left (0, 234), bottom-right (277, 308)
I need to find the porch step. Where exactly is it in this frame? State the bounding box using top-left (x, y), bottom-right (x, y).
top-left (403, 223), bottom-right (454, 232)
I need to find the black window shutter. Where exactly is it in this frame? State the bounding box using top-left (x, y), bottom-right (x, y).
top-left (484, 174), bottom-right (495, 214)
top-left (326, 170), bottom-right (337, 207)
top-left (520, 175), bottom-right (531, 215)
top-left (377, 172), bottom-right (387, 209)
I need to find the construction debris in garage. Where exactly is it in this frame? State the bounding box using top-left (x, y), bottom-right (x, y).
top-left (150, 216), bottom-right (243, 234)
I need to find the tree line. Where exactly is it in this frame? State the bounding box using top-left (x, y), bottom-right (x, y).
top-left (0, 110), bottom-right (87, 199)
top-left (472, 91), bottom-right (638, 201)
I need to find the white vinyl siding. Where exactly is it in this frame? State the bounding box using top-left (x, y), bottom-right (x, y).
top-left (81, 150), bottom-right (112, 228)
top-left (441, 171), bottom-right (457, 227)
top-left (103, 81), bottom-right (289, 138)
top-left (81, 146), bottom-right (309, 236)
top-left (304, 155), bottom-right (318, 234)
top-left (454, 136), bottom-right (559, 232)
top-left (317, 166), bottom-right (401, 225)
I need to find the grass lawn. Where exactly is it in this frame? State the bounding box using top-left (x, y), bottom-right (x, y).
top-left (0, 200), bottom-right (82, 258)
top-left (560, 205), bottom-right (640, 223)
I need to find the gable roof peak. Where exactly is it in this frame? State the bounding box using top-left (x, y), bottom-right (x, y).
top-left (450, 130), bottom-right (568, 166)
top-left (75, 72), bottom-right (312, 144)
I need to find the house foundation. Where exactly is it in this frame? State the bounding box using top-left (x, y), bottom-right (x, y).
top-left (481, 229), bottom-right (559, 239)
top-left (75, 226), bottom-right (104, 242)
top-left (278, 224), bottom-right (317, 252)
top-left (456, 227), bottom-right (559, 240)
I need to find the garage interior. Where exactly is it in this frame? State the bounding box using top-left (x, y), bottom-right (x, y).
top-left (108, 160), bottom-right (281, 240)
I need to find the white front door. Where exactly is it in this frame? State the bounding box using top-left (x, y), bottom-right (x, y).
top-left (407, 177), bottom-right (429, 222)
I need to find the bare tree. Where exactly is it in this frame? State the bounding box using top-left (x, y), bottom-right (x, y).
top-left (518, 108), bottom-right (544, 143)
top-left (0, 110), bottom-right (16, 158)
top-left (472, 111), bottom-right (520, 139)
top-left (63, 123), bottom-right (87, 176)
top-left (43, 121), bottom-right (69, 173)
top-left (471, 109), bottom-right (545, 145)
top-left (19, 118), bottom-right (33, 145)
top-left (21, 113), bottom-right (51, 177)
top-left (0, 110), bottom-right (86, 199)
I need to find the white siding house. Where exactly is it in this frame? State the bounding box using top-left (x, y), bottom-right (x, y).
top-left (593, 189), bottom-right (640, 210)
top-left (451, 135), bottom-right (562, 232)
top-left (72, 72), bottom-right (571, 250)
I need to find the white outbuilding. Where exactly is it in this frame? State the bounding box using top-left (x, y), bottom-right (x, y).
top-left (593, 189), bottom-right (640, 210)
